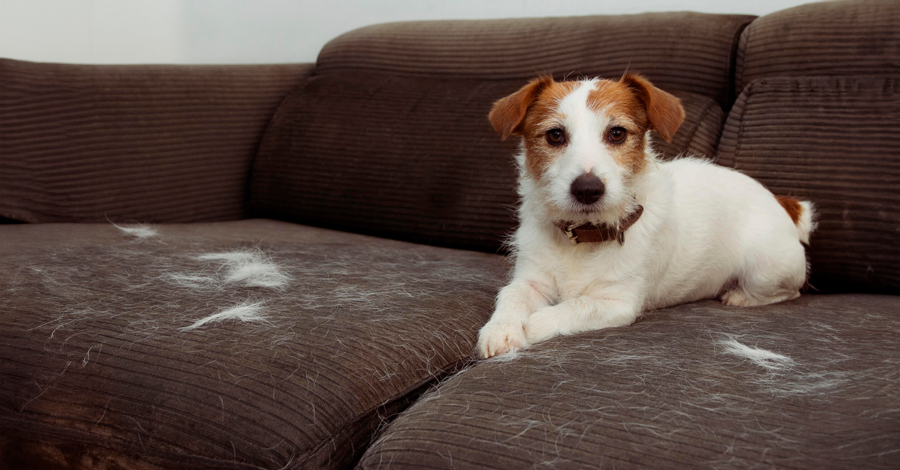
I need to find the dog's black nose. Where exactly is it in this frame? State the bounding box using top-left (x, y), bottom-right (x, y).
top-left (570, 174), bottom-right (605, 205)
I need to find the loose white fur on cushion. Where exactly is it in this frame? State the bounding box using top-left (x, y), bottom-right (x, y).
top-left (108, 223), bottom-right (291, 330)
top-left (163, 248), bottom-right (292, 291)
top-left (718, 335), bottom-right (794, 371)
top-left (478, 74), bottom-right (814, 358)
top-left (197, 250), bottom-right (292, 289)
top-left (180, 300), bottom-right (269, 331)
top-left (112, 222), bottom-right (160, 239)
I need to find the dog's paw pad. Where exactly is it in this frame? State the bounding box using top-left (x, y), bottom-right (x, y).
top-left (477, 321), bottom-right (527, 358)
top-left (720, 289), bottom-right (750, 307)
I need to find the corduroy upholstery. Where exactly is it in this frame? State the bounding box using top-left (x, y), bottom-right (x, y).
top-left (357, 295), bottom-right (900, 470)
top-left (0, 59), bottom-right (312, 224)
top-left (317, 12), bottom-right (755, 108)
top-left (0, 221), bottom-right (506, 469)
top-left (734, 0), bottom-right (900, 93)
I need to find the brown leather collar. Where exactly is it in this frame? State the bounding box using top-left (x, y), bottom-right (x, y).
top-left (555, 205), bottom-right (644, 245)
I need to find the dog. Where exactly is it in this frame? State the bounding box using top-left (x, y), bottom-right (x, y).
top-left (477, 74), bottom-right (814, 359)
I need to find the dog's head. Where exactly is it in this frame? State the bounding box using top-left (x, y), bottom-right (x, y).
top-left (489, 74), bottom-right (684, 225)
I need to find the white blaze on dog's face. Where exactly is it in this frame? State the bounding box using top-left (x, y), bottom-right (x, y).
top-left (489, 74), bottom-right (684, 224)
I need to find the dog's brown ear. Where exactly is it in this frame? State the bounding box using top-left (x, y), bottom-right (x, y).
top-left (489, 76), bottom-right (553, 140)
top-left (619, 73), bottom-right (685, 143)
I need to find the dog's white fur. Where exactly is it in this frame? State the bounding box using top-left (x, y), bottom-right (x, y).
top-left (477, 76), bottom-right (814, 358)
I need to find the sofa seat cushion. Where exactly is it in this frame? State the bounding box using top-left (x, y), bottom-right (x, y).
top-left (717, 77), bottom-right (900, 293)
top-left (250, 72), bottom-right (725, 254)
top-left (0, 220), bottom-right (507, 469)
top-left (358, 294), bottom-right (900, 469)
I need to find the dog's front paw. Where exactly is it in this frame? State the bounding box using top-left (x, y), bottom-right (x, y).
top-left (525, 307), bottom-right (560, 344)
top-left (477, 320), bottom-right (528, 358)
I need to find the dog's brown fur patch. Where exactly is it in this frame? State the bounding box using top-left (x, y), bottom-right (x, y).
top-left (587, 80), bottom-right (651, 175)
top-left (619, 74), bottom-right (685, 143)
top-left (776, 196), bottom-right (803, 224)
top-left (488, 76), bottom-right (554, 140)
top-left (520, 81), bottom-right (580, 178)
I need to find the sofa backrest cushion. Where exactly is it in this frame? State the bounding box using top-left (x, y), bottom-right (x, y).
top-left (250, 73), bottom-right (726, 252)
top-left (718, 1), bottom-right (900, 293)
top-left (317, 13), bottom-right (755, 109)
top-left (735, 0), bottom-right (900, 94)
top-left (0, 59), bottom-right (311, 224)
top-left (251, 12), bottom-right (755, 252)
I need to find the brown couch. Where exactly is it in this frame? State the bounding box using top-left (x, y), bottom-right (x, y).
top-left (1, 1), bottom-right (898, 468)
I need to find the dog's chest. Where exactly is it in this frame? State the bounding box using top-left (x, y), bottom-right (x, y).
top-left (541, 243), bottom-right (630, 300)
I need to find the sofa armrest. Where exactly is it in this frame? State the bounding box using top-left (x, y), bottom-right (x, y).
top-left (0, 58), bottom-right (313, 223)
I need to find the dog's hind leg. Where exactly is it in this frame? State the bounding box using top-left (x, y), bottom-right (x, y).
top-left (721, 246), bottom-right (806, 307)
top-left (720, 283), bottom-right (800, 307)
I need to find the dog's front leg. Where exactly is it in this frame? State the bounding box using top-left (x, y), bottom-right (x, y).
top-left (525, 289), bottom-right (642, 345)
top-left (477, 279), bottom-right (552, 358)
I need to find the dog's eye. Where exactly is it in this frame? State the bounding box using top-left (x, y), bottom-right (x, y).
top-left (607, 127), bottom-right (627, 144)
top-left (546, 128), bottom-right (566, 146)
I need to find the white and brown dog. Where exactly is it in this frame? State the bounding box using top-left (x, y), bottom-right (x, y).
top-left (477, 74), bottom-right (814, 358)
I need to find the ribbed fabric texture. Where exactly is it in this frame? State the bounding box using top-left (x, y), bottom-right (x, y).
top-left (652, 92), bottom-right (724, 159)
top-left (358, 295), bottom-right (900, 470)
top-left (718, 77), bottom-right (900, 293)
top-left (0, 220), bottom-right (508, 469)
top-left (735, 0), bottom-right (900, 93)
top-left (317, 13), bottom-right (755, 108)
top-left (0, 59), bottom-right (311, 224)
top-left (250, 72), bottom-right (724, 253)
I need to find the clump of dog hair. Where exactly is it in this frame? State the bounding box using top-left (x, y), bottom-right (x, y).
top-left (197, 249), bottom-right (292, 289)
top-left (718, 336), bottom-right (794, 371)
top-left (164, 248), bottom-right (293, 290)
top-left (180, 300), bottom-right (268, 331)
top-left (111, 223), bottom-right (159, 239)
top-left (715, 333), bottom-right (850, 396)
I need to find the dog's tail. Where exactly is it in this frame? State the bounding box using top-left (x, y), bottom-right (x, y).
top-left (776, 196), bottom-right (816, 245)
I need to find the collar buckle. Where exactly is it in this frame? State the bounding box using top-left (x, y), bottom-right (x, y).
top-left (562, 224), bottom-right (580, 245)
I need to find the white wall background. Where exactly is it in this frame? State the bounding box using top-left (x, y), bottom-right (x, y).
top-left (0, 0), bottom-right (816, 65)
